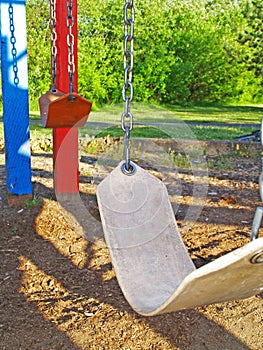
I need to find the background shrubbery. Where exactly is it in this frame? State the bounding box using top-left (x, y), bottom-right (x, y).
top-left (25, 0), bottom-right (263, 109)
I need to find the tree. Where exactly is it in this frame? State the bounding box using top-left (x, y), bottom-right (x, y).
top-left (24, 0), bottom-right (263, 108)
top-left (26, 0), bottom-right (50, 109)
top-left (238, 0), bottom-right (263, 84)
top-left (165, 0), bottom-right (247, 102)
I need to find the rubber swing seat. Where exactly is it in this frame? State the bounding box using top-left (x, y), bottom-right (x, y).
top-left (39, 90), bottom-right (92, 128)
top-left (97, 162), bottom-right (263, 316)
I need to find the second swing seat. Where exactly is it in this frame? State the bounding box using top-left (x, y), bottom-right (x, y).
top-left (39, 90), bottom-right (92, 128)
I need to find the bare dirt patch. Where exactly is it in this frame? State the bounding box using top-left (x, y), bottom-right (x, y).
top-left (0, 138), bottom-right (262, 350)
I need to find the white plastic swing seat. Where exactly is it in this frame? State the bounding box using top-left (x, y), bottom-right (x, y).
top-left (97, 162), bottom-right (263, 316)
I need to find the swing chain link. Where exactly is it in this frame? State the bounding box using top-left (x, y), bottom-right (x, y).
top-left (8, 4), bottom-right (19, 87)
top-left (122, 0), bottom-right (135, 174)
top-left (66, 0), bottom-right (75, 96)
top-left (50, 0), bottom-right (57, 91)
top-left (122, 0), bottom-right (134, 132)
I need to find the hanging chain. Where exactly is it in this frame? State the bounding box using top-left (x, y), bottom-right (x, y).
top-left (66, 0), bottom-right (75, 97)
top-left (8, 4), bottom-right (19, 87)
top-left (50, 0), bottom-right (57, 92)
top-left (121, 0), bottom-right (135, 174)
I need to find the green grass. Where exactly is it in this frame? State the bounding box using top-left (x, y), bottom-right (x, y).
top-left (166, 103), bottom-right (263, 124)
top-left (189, 125), bottom-right (259, 141)
top-left (1, 102), bottom-right (263, 124)
top-left (29, 112), bottom-right (41, 120)
top-left (88, 102), bottom-right (263, 124)
top-left (81, 124), bottom-right (259, 141)
top-left (95, 125), bottom-right (170, 139)
top-left (0, 102), bottom-right (262, 141)
top-left (29, 124), bottom-right (52, 137)
top-left (0, 120), bottom-right (259, 142)
top-left (24, 194), bottom-right (40, 208)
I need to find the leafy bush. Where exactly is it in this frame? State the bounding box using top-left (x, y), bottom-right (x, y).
top-left (25, 0), bottom-right (263, 109)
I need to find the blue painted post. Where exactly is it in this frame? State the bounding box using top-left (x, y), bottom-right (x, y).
top-left (0, 0), bottom-right (32, 202)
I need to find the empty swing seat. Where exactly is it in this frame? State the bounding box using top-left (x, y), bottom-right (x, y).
top-left (39, 90), bottom-right (92, 128)
top-left (97, 162), bottom-right (263, 316)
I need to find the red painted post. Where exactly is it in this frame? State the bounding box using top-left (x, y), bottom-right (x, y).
top-left (53, 0), bottom-right (79, 194)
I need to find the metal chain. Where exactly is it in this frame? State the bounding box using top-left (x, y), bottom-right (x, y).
top-left (8, 4), bottom-right (19, 87)
top-left (121, 0), bottom-right (135, 174)
top-left (50, 0), bottom-right (57, 92)
top-left (66, 0), bottom-right (75, 96)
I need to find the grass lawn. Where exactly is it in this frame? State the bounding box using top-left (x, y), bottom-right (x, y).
top-left (0, 102), bottom-right (262, 140)
top-left (88, 124), bottom-right (259, 141)
top-left (88, 102), bottom-right (263, 124)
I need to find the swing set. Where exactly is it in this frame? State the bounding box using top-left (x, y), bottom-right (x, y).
top-left (97, 0), bottom-right (263, 316)
top-left (39, 0), bottom-right (92, 128)
top-left (1, 0), bottom-right (262, 317)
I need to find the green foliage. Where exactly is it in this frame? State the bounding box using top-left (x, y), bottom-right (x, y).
top-left (24, 194), bottom-right (39, 208)
top-left (26, 0), bottom-right (50, 107)
top-left (166, 1), bottom-right (250, 103)
top-left (238, 0), bottom-right (263, 82)
top-left (169, 149), bottom-right (191, 169)
top-left (133, 0), bottom-right (172, 102)
top-left (77, 0), bottom-right (123, 105)
top-left (24, 0), bottom-right (263, 109)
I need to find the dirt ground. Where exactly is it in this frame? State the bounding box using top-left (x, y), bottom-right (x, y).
top-left (0, 137), bottom-right (262, 350)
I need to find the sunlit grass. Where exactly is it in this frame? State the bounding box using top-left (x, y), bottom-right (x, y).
top-left (0, 120), bottom-right (259, 141)
top-left (1, 102), bottom-right (263, 124)
top-left (80, 124), bottom-right (259, 141)
top-left (0, 102), bottom-right (262, 141)
top-left (88, 102), bottom-right (263, 124)
top-left (190, 125), bottom-right (259, 140)
top-left (166, 103), bottom-right (263, 124)
top-left (95, 125), bottom-right (170, 139)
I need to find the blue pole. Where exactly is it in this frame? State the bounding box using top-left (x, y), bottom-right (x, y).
top-left (0, 0), bottom-right (32, 197)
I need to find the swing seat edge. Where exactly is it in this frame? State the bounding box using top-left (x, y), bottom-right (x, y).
top-left (112, 237), bottom-right (263, 317)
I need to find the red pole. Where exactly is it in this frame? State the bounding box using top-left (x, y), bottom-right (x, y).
top-left (53, 0), bottom-right (79, 194)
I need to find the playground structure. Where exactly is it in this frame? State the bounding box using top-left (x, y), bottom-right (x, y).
top-left (0, 0), bottom-right (89, 200)
top-left (38, 0), bottom-right (92, 129)
top-left (97, 0), bottom-right (263, 315)
top-left (1, 0), bottom-right (263, 317)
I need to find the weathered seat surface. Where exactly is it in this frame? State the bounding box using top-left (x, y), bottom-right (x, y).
top-left (97, 162), bottom-right (263, 316)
